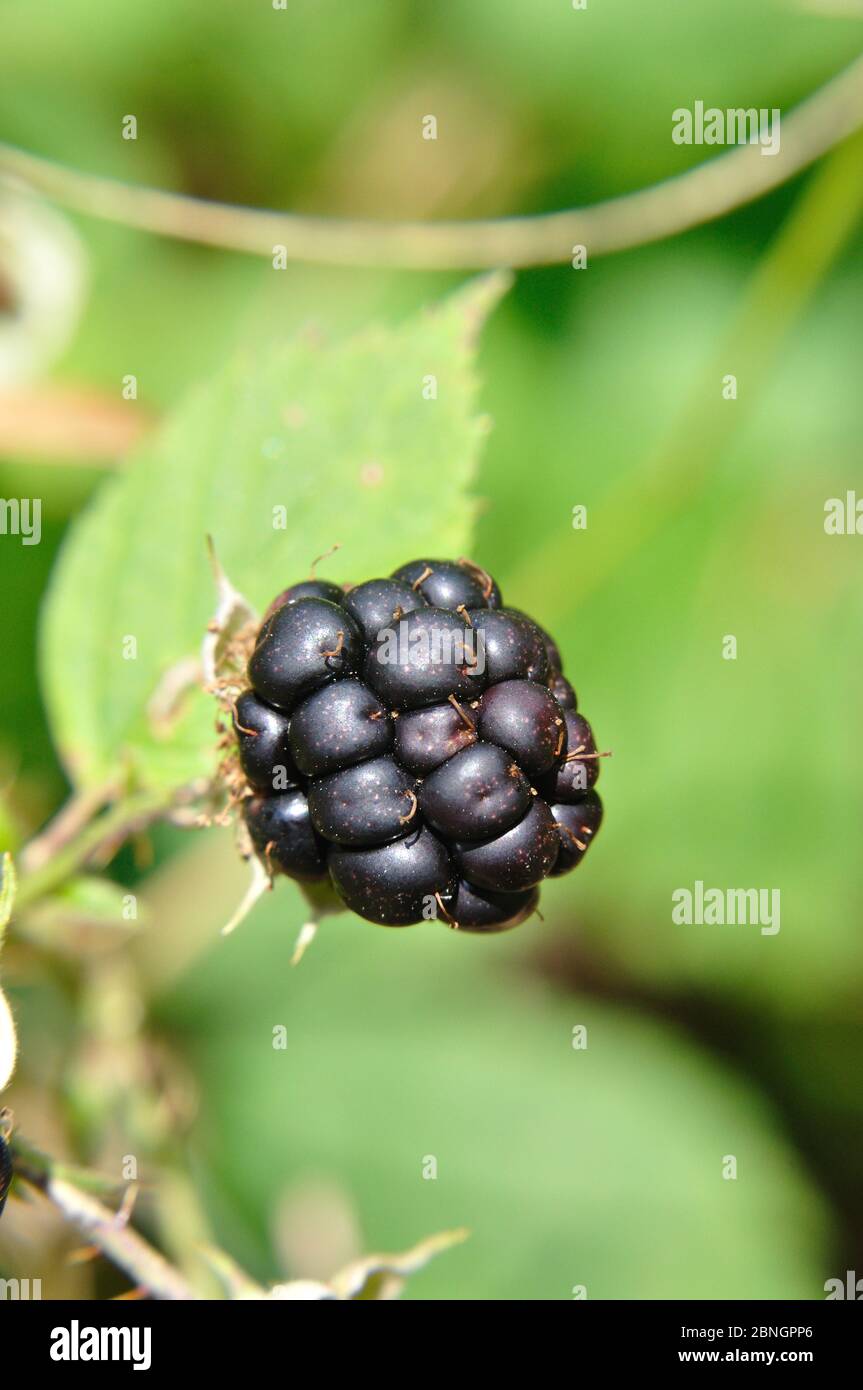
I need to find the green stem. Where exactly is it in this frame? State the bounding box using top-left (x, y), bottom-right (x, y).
top-left (10, 1132), bottom-right (196, 1300)
top-left (14, 789), bottom-right (174, 912)
top-left (9, 1130), bottom-right (123, 1196)
top-left (1, 50), bottom-right (863, 267)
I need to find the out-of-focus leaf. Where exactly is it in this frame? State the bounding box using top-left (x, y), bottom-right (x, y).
top-left (327, 1226), bottom-right (469, 1300)
top-left (200, 1225), bottom-right (466, 1300)
top-left (0, 852), bottom-right (15, 941)
top-left (17, 876), bottom-right (143, 955)
top-left (160, 885), bottom-right (831, 1300)
top-left (476, 251), bottom-right (863, 1014)
top-left (40, 275), bottom-right (507, 793)
top-left (0, 181), bottom-right (87, 386)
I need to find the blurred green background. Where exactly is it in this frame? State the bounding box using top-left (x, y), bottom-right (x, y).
top-left (1, 0), bottom-right (862, 1299)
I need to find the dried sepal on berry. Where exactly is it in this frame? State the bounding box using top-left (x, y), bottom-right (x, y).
top-left (203, 544), bottom-right (343, 954)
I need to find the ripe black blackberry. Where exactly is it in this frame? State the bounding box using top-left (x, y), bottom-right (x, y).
top-left (237, 558), bottom-right (604, 932)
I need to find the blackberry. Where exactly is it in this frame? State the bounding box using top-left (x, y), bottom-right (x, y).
top-left (418, 742), bottom-right (531, 842)
top-left (548, 671), bottom-right (576, 710)
top-left (476, 679), bottom-right (566, 777)
top-left (233, 690), bottom-right (301, 793)
top-left (448, 880), bottom-right (540, 933)
top-left (307, 755), bottom-right (417, 847)
top-left (538, 711), bottom-right (601, 800)
top-left (363, 606), bottom-right (486, 709)
top-left (465, 608), bottom-right (549, 684)
top-left (238, 557), bottom-right (604, 932)
top-left (549, 791), bottom-right (604, 876)
top-left (393, 700), bottom-right (477, 774)
top-left (288, 678), bottom-right (392, 777)
top-left (329, 825), bottom-right (456, 926)
top-left (342, 578), bottom-right (425, 644)
top-left (264, 579), bottom-right (346, 619)
top-left (454, 796), bottom-right (560, 892)
top-left (390, 558), bottom-right (500, 612)
top-left (245, 789), bottom-right (328, 882)
top-left (248, 597), bottom-right (363, 711)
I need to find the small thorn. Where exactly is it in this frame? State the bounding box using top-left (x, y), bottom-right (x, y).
top-left (321, 630), bottom-right (345, 660)
top-left (291, 920), bottom-right (319, 966)
top-left (115, 1184), bottom-right (139, 1229)
top-left (456, 604), bottom-right (473, 627)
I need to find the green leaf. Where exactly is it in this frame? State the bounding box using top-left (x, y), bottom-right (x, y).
top-left (40, 274), bottom-right (509, 792)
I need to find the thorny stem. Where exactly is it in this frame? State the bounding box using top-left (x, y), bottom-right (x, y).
top-left (10, 1134), bottom-right (196, 1301)
top-left (1, 55), bottom-right (862, 268)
